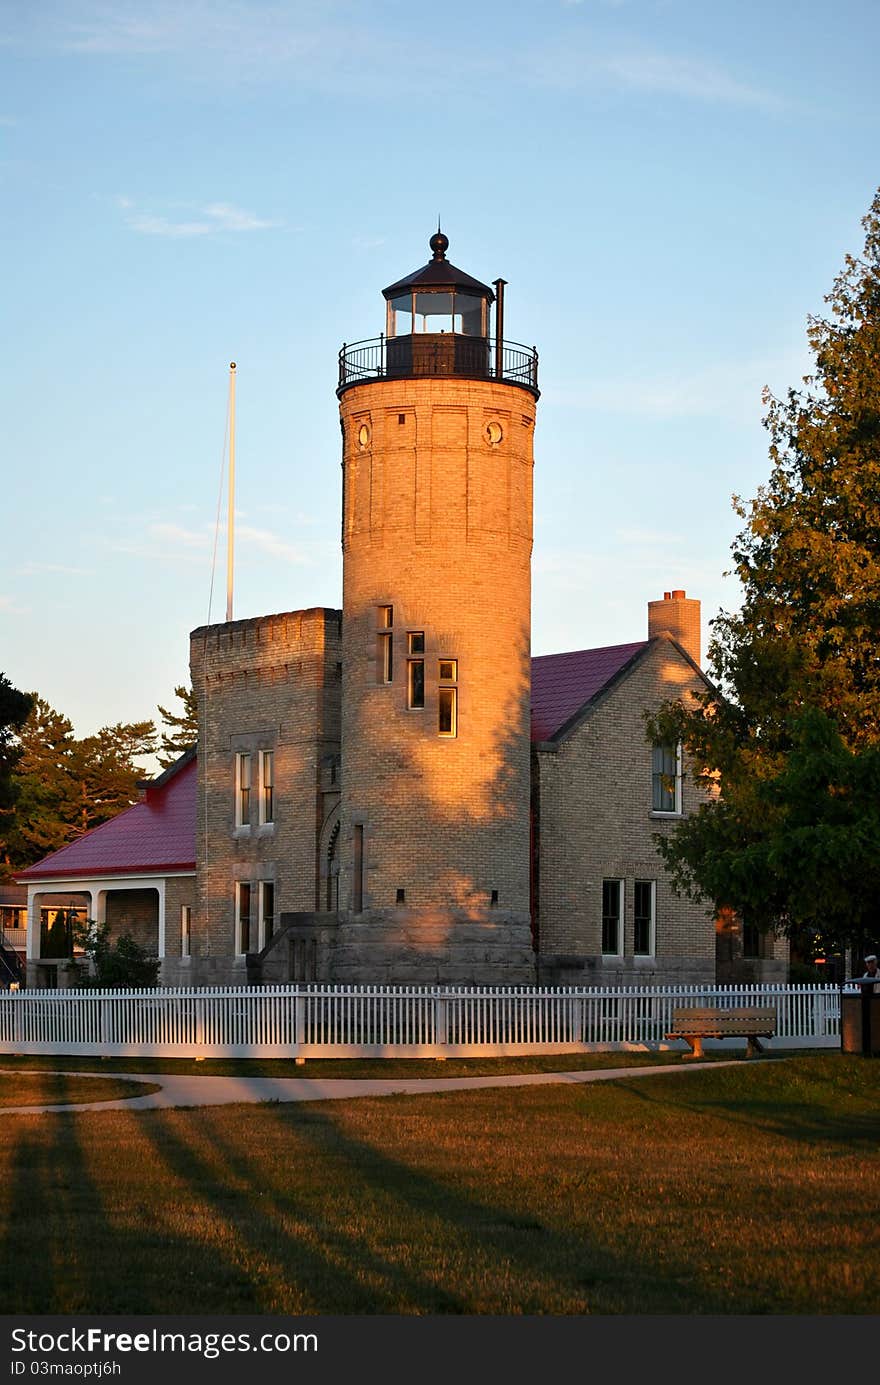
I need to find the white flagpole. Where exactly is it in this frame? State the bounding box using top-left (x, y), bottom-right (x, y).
top-left (226, 361), bottom-right (236, 623)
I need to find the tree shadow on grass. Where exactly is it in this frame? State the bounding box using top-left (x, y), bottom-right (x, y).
top-left (191, 1094), bottom-right (764, 1315)
top-left (606, 1065), bottom-right (880, 1152)
top-left (0, 1111), bottom-right (307, 1315)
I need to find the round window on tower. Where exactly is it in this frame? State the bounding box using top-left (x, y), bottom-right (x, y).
top-left (357, 422), bottom-right (371, 449)
top-left (485, 421), bottom-right (503, 446)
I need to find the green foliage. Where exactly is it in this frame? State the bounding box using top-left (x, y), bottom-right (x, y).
top-left (72, 920), bottom-right (160, 990)
top-left (0, 674), bottom-right (34, 875)
top-left (648, 189), bottom-right (880, 955)
top-left (156, 684), bottom-right (198, 768)
top-left (1, 697), bottom-right (157, 870)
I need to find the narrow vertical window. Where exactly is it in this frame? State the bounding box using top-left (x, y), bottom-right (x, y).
top-left (377, 605), bottom-right (393, 683)
top-left (235, 753), bottom-right (251, 828)
top-left (652, 743), bottom-right (681, 814)
top-left (259, 750), bottom-right (274, 825)
top-left (634, 880), bottom-right (655, 956)
top-left (236, 882), bottom-right (252, 954)
top-left (353, 824), bottom-right (364, 914)
top-left (407, 632), bottom-right (425, 709)
top-left (438, 659), bottom-right (458, 737)
top-left (602, 879), bottom-right (622, 956)
top-left (260, 881), bottom-right (275, 948)
top-left (181, 905), bottom-right (191, 958)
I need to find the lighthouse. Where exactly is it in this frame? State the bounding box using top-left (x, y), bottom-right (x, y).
top-left (334, 231), bottom-right (540, 983)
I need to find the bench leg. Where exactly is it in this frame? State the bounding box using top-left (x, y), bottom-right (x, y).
top-left (746, 1036), bottom-right (765, 1059)
top-left (683, 1035), bottom-right (704, 1059)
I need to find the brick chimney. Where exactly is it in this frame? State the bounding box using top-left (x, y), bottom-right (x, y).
top-left (648, 589), bottom-right (701, 667)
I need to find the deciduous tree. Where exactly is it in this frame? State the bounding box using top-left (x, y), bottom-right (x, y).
top-left (649, 188), bottom-right (880, 958)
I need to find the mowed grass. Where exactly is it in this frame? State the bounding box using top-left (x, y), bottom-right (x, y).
top-left (0, 1049), bottom-right (739, 1080)
top-left (0, 1072), bottom-right (161, 1107)
top-left (0, 1054), bottom-right (875, 1315)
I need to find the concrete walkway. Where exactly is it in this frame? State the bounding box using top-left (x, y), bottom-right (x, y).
top-left (0, 1060), bottom-right (745, 1115)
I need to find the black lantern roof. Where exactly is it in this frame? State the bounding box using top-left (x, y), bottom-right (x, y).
top-left (382, 230), bottom-right (495, 302)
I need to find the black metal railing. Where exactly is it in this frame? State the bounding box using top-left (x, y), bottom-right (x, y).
top-left (338, 334), bottom-right (539, 396)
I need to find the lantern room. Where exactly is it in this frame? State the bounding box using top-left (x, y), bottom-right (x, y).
top-left (337, 229), bottom-right (539, 396)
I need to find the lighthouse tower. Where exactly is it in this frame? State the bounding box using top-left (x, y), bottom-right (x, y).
top-left (335, 231), bottom-right (539, 984)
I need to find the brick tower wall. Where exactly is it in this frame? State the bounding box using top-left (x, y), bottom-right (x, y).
top-left (336, 377), bottom-right (537, 984)
top-left (176, 607), bottom-right (342, 987)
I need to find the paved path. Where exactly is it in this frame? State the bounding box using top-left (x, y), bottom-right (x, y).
top-left (0, 1060), bottom-right (744, 1115)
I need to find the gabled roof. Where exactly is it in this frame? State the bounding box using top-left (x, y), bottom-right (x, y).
top-left (16, 750), bottom-right (197, 882)
top-left (530, 641), bottom-right (649, 743)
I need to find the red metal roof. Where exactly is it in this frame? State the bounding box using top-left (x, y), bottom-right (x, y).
top-left (530, 641), bottom-right (648, 742)
top-left (16, 754), bottom-right (196, 881)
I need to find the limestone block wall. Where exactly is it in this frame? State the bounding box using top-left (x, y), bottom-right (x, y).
top-left (534, 638), bottom-right (717, 986)
top-left (336, 376), bottom-right (537, 983)
top-left (188, 607), bottom-right (342, 978)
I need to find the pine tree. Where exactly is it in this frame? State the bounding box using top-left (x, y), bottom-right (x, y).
top-left (0, 674), bottom-right (34, 877)
top-left (156, 685), bottom-right (198, 768)
top-left (649, 188), bottom-right (880, 955)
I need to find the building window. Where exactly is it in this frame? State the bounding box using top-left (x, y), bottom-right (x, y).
top-left (353, 824), bottom-right (364, 914)
top-left (742, 921), bottom-right (763, 959)
top-left (181, 905), bottom-right (191, 958)
top-left (377, 605), bottom-right (393, 683)
top-left (235, 752), bottom-right (252, 829)
top-left (260, 882), bottom-right (275, 948)
top-left (438, 659), bottom-right (458, 737)
top-left (407, 661), bottom-right (425, 709)
top-left (407, 636), bottom-right (425, 709)
top-left (0, 906), bottom-right (26, 935)
top-left (652, 743), bottom-right (682, 814)
top-left (259, 750), bottom-right (274, 825)
top-left (236, 882), bottom-right (252, 954)
top-left (634, 880), bottom-right (655, 956)
top-left (602, 880), bottom-right (623, 956)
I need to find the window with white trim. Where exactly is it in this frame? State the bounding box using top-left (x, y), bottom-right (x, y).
top-left (633, 880), bottom-right (656, 956)
top-left (377, 605), bottom-right (393, 683)
top-left (438, 659), bottom-right (458, 737)
top-left (260, 881), bottom-right (275, 949)
top-left (407, 632), bottom-right (425, 709)
top-left (236, 882), bottom-right (252, 954)
top-left (652, 743), bottom-right (682, 814)
top-left (601, 879), bottom-right (623, 956)
top-left (259, 750), bottom-right (274, 825)
top-left (181, 905), bottom-right (191, 958)
top-left (235, 752), bottom-right (252, 829)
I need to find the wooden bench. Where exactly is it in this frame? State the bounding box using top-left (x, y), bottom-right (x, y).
top-left (665, 1006), bottom-right (776, 1059)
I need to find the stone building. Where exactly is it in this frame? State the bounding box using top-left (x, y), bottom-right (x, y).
top-left (15, 232), bottom-right (786, 987)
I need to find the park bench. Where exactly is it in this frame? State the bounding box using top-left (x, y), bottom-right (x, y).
top-left (665, 1005), bottom-right (776, 1059)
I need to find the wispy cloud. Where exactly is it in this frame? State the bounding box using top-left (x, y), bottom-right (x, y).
top-left (13, 3), bottom-right (781, 111)
top-left (0, 595), bottom-right (28, 615)
top-left (601, 52), bottom-right (779, 108)
top-left (116, 195), bottom-right (280, 238)
top-left (110, 519), bottom-right (316, 566)
top-left (19, 561), bottom-right (91, 576)
top-left (236, 524), bottom-right (309, 564)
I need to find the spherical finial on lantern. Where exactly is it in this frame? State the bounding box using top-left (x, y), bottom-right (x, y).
top-left (429, 228), bottom-right (449, 261)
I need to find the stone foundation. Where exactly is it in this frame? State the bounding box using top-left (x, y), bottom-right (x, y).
top-left (332, 909), bottom-right (536, 986)
top-left (537, 953), bottom-right (715, 988)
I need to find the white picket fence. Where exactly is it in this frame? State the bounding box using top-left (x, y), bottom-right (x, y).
top-left (0, 982), bottom-right (841, 1059)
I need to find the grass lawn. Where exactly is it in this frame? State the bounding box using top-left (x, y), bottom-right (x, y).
top-left (0, 1073), bottom-right (161, 1107)
top-left (0, 1053), bottom-right (875, 1315)
top-left (0, 1048), bottom-right (743, 1079)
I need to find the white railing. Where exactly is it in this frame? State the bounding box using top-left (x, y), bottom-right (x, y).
top-left (0, 983), bottom-right (840, 1060)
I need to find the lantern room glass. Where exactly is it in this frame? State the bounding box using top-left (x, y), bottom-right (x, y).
top-left (387, 289), bottom-right (488, 339)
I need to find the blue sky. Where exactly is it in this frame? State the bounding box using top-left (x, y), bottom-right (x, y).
top-left (2, 0), bottom-right (879, 765)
